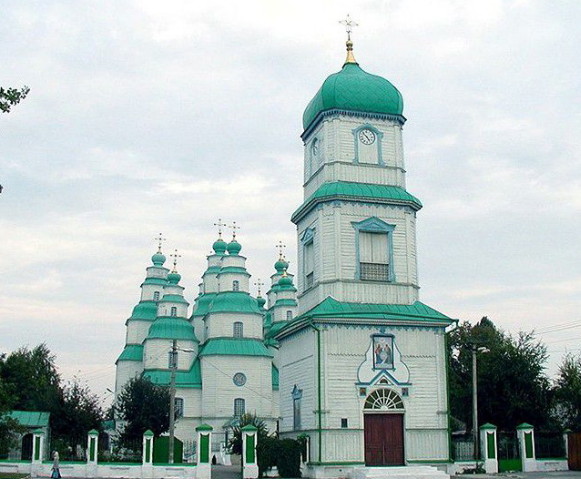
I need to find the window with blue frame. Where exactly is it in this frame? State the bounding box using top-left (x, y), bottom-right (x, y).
top-left (353, 217), bottom-right (395, 282)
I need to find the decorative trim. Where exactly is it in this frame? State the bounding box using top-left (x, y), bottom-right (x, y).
top-left (352, 216), bottom-right (396, 282)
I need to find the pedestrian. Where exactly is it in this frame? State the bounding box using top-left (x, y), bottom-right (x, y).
top-left (51, 451), bottom-right (61, 479)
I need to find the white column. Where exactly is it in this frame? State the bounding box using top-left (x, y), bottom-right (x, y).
top-left (479, 423), bottom-right (498, 474)
top-left (87, 430), bottom-right (99, 464)
top-left (241, 425), bottom-right (258, 479)
top-left (141, 430), bottom-right (154, 479)
top-left (517, 423), bottom-right (537, 472)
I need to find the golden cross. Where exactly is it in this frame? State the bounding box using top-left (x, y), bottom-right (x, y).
top-left (276, 240), bottom-right (286, 259)
top-left (339, 14), bottom-right (359, 41)
top-left (229, 221), bottom-right (240, 239)
top-left (213, 218), bottom-right (227, 238)
top-left (254, 279), bottom-right (265, 296)
top-left (154, 233), bottom-right (166, 253)
top-left (170, 249), bottom-right (182, 272)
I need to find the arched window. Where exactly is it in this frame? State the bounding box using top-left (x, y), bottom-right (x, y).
top-left (233, 321), bottom-right (243, 338)
top-left (286, 310), bottom-right (293, 321)
top-left (292, 385), bottom-right (302, 430)
top-left (364, 389), bottom-right (404, 411)
top-left (234, 398), bottom-right (245, 417)
top-left (233, 280), bottom-right (240, 291)
top-left (170, 306), bottom-right (177, 317)
top-left (153, 291), bottom-right (160, 301)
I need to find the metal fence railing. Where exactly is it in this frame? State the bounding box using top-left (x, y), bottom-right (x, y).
top-left (535, 432), bottom-right (566, 459)
top-left (451, 434), bottom-right (475, 461)
top-left (98, 438), bottom-right (142, 463)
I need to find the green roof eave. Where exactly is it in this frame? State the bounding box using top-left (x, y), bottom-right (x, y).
top-left (116, 344), bottom-right (144, 363)
top-left (147, 317), bottom-right (198, 341)
top-left (143, 359), bottom-right (202, 388)
top-left (199, 338), bottom-right (273, 358)
top-left (291, 181), bottom-right (422, 224)
top-left (275, 297), bottom-right (454, 339)
top-left (128, 301), bottom-right (158, 321)
top-left (218, 266), bottom-right (251, 276)
top-left (206, 292), bottom-right (262, 315)
top-left (191, 293), bottom-right (217, 317)
top-left (141, 277), bottom-right (168, 287)
top-left (160, 294), bottom-right (189, 305)
top-left (8, 411), bottom-right (50, 427)
top-left (274, 299), bottom-right (298, 307)
top-left (203, 266), bottom-right (221, 276)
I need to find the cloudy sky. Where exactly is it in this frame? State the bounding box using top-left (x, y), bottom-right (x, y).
top-left (1, 0), bottom-right (580, 404)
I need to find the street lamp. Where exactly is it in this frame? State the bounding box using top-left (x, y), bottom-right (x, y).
top-left (472, 346), bottom-right (490, 461)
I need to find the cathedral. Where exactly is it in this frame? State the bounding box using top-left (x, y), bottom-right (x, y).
top-left (114, 31), bottom-right (454, 475)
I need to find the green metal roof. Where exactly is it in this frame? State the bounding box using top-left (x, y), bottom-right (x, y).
top-left (276, 297), bottom-right (454, 338)
top-left (199, 338), bottom-right (274, 358)
top-left (272, 365), bottom-right (279, 390)
top-left (160, 294), bottom-right (189, 304)
top-left (203, 266), bottom-right (221, 276)
top-left (8, 410), bottom-right (50, 427)
top-left (147, 317), bottom-right (198, 341)
top-left (266, 321), bottom-right (287, 339)
top-left (141, 277), bottom-right (168, 286)
top-left (274, 299), bottom-right (298, 307)
top-left (116, 344), bottom-right (144, 363)
top-left (303, 62), bottom-right (404, 131)
top-left (207, 292), bottom-right (262, 315)
top-left (218, 266), bottom-right (250, 276)
top-left (192, 293), bottom-right (217, 317)
top-left (143, 359), bottom-right (202, 388)
top-left (292, 181), bottom-right (422, 223)
top-left (128, 301), bottom-right (158, 321)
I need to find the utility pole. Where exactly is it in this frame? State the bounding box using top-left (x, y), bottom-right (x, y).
top-left (169, 339), bottom-right (177, 464)
top-left (472, 345), bottom-right (490, 461)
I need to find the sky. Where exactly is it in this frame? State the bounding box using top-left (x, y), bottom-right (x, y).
top-left (1, 0), bottom-right (580, 406)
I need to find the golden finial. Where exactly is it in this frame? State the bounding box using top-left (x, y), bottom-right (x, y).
top-left (169, 249), bottom-right (181, 273)
top-left (213, 218), bottom-right (226, 239)
top-left (229, 221), bottom-right (240, 240)
top-left (339, 14), bottom-right (358, 64)
top-left (254, 279), bottom-right (265, 297)
top-left (276, 240), bottom-right (286, 260)
top-left (154, 233), bottom-right (166, 253)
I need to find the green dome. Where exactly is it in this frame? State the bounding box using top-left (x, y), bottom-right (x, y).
top-left (257, 296), bottom-right (266, 308)
top-left (302, 62), bottom-right (404, 130)
top-left (147, 317), bottom-right (198, 341)
top-left (274, 258), bottom-right (289, 273)
top-left (278, 275), bottom-right (293, 286)
top-left (129, 301), bottom-right (158, 321)
top-left (227, 239), bottom-right (242, 255)
top-left (213, 238), bottom-right (227, 255)
top-left (167, 272), bottom-right (181, 284)
top-left (152, 252), bottom-right (166, 266)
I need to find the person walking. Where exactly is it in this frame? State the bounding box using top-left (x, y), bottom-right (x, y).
top-left (51, 451), bottom-right (61, 479)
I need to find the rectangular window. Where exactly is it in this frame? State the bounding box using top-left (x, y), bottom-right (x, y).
top-left (233, 321), bottom-right (243, 338)
top-left (304, 241), bottom-right (314, 288)
top-left (341, 418), bottom-right (348, 428)
top-left (234, 398), bottom-right (245, 417)
top-left (359, 231), bottom-right (389, 281)
top-left (286, 310), bottom-right (293, 321)
top-left (293, 397), bottom-right (301, 430)
top-left (175, 397), bottom-right (184, 418)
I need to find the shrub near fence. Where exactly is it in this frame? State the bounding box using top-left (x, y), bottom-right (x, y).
top-left (535, 432), bottom-right (566, 459)
top-left (50, 435), bottom-right (88, 461)
top-left (98, 438), bottom-right (143, 463)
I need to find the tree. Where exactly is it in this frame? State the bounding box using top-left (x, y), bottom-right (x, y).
top-left (115, 376), bottom-right (170, 445)
top-left (0, 86), bottom-right (30, 113)
top-left (554, 353), bottom-right (581, 430)
top-left (228, 412), bottom-right (270, 456)
top-left (448, 317), bottom-right (554, 432)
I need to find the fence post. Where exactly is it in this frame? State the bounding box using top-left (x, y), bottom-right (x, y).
top-left (241, 425), bottom-right (258, 479)
top-left (142, 430), bottom-right (154, 465)
top-left (31, 429), bottom-right (44, 464)
top-left (196, 424), bottom-right (213, 479)
top-left (479, 423), bottom-right (498, 474)
top-left (564, 429), bottom-right (571, 459)
top-left (87, 429), bottom-right (99, 464)
top-left (517, 423), bottom-right (536, 472)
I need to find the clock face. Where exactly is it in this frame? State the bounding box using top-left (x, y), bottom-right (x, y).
top-left (233, 372), bottom-right (247, 387)
top-left (358, 129), bottom-right (376, 145)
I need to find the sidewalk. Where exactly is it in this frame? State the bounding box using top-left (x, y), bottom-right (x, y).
top-left (452, 472), bottom-right (581, 478)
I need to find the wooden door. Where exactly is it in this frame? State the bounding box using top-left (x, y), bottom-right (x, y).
top-left (364, 414), bottom-right (404, 466)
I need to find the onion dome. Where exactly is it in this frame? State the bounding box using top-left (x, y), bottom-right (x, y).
top-left (278, 275), bottom-right (293, 287)
top-left (213, 237), bottom-right (227, 255)
top-left (227, 239), bottom-right (242, 255)
top-left (167, 271), bottom-right (181, 284)
top-left (302, 39), bottom-right (403, 131)
top-left (257, 296), bottom-right (266, 309)
top-left (152, 252), bottom-right (166, 266)
top-left (274, 256), bottom-right (289, 274)
top-left (148, 317), bottom-right (197, 341)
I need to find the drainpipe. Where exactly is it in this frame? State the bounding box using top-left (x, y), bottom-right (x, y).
top-left (311, 323), bottom-right (323, 463)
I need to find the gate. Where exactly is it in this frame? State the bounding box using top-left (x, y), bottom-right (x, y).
top-left (569, 433), bottom-right (581, 471)
top-left (497, 431), bottom-right (522, 472)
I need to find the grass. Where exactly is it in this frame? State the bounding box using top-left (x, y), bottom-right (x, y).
top-left (0, 474), bottom-right (30, 479)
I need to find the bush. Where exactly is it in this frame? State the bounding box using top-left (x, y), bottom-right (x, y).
top-left (256, 436), bottom-right (277, 477)
top-left (276, 439), bottom-right (302, 478)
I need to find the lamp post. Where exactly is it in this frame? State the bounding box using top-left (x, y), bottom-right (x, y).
top-left (472, 345), bottom-right (490, 461)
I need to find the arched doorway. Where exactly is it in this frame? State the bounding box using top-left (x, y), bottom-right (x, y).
top-left (21, 433), bottom-right (33, 461)
top-left (363, 388), bottom-right (405, 466)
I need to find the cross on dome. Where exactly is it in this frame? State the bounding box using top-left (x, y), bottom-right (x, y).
top-left (213, 218), bottom-right (226, 238)
top-left (169, 249), bottom-right (182, 273)
top-left (229, 221), bottom-right (240, 240)
top-left (339, 14), bottom-right (358, 64)
top-left (154, 232), bottom-right (166, 253)
top-left (276, 240), bottom-right (286, 259)
top-left (254, 279), bottom-right (265, 296)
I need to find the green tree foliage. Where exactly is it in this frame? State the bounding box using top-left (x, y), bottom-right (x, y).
top-left (554, 353), bottom-right (581, 430)
top-left (228, 413), bottom-right (270, 456)
top-left (0, 86), bottom-right (30, 113)
top-left (448, 317), bottom-right (554, 432)
top-left (115, 376), bottom-right (170, 444)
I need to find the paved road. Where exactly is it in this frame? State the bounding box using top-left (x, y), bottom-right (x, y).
top-left (211, 465), bottom-right (242, 479)
top-left (452, 473), bottom-right (581, 478)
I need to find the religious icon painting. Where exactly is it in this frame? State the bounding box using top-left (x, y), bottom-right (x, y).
top-left (372, 334), bottom-right (394, 369)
